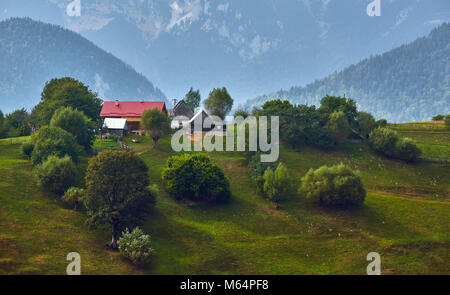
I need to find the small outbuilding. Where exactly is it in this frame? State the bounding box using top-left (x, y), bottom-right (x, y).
top-left (103, 118), bottom-right (128, 137)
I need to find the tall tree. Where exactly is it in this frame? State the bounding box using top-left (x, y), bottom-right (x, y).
top-left (84, 150), bottom-right (156, 249)
top-left (184, 88), bottom-right (201, 112)
top-left (4, 108), bottom-right (31, 137)
top-left (326, 111), bottom-right (350, 145)
top-left (141, 108), bottom-right (171, 148)
top-left (0, 110), bottom-right (4, 137)
top-left (204, 87), bottom-right (234, 120)
top-left (33, 77), bottom-right (102, 126)
top-left (263, 163), bottom-right (292, 210)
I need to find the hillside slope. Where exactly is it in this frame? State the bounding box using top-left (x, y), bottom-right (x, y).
top-left (0, 18), bottom-right (166, 113)
top-left (246, 23), bottom-right (450, 123)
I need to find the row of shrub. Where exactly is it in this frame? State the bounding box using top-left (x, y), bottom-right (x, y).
top-left (369, 127), bottom-right (421, 161)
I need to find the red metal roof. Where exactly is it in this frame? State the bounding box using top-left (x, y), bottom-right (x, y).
top-left (100, 101), bottom-right (167, 117)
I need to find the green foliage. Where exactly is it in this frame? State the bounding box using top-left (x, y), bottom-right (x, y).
top-left (184, 88), bottom-right (201, 112)
top-left (262, 163), bottom-right (293, 209)
top-left (432, 114), bottom-right (444, 121)
top-left (118, 227), bottom-right (154, 266)
top-left (299, 164), bottom-right (366, 208)
top-left (31, 126), bottom-right (82, 165)
top-left (84, 150), bottom-right (156, 248)
top-left (36, 155), bottom-right (78, 195)
top-left (0, 110), bottom-right (4, 137)
top-left (369, 127), bottom-right (399, 157)
top-left (62, 187), bottom-right (85, 211)
top-left (356, 112), bottom-right (376, 138)
top-left (248, 152), bottom-right (276, 193)
top-left (2, 108), bottom-right (31, 137)
top-left (445, 115), bottom-right (450, 128)
top-left (326, 111), bottom-right (350, 145)
top-left (21, 142), bottom-right (34, 158)
top-left (50, 106), bottom-right (95, 151)
top-left (234, 109), bottom-right (250, 119)
top-left (375, 119), bottom-right (388, 128)
top-left (32, 77), bottom-right (102, 126)
top-left (162, 153), bottom-right (231, 202)
top-left (204, 87), bottom-right (234, 119)
top-left (319, 96), bottom-right (357, 125)
top-left (394, 137), bottom-right (422, 162)
top-left (141, 108), bottom-right (171, 148)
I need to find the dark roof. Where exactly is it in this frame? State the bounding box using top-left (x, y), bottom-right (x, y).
top-left (170, 100), bottom-right (194, 119)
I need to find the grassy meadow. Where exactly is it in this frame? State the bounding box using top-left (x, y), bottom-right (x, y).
top-left (0, 122), bottom-right (449, 274)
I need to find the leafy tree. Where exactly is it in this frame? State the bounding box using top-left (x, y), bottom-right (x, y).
top-left (326, 111), bottom-right (350, 145)
top-left (50, 106), bottom-right (94, 151)
top-left (356, 112), bottom-right (376, 138)
top-left (375, 119), bottom-right (388, 128)
top-left (118, 227), bottom-right (154, 266)
top-left (0, 110), bottom-right (4, 137)
top-left (234, 109), bottom-right (250, 119)
top-left (445, 115), bottom-right (450, 128)
top-left (248, 152), bottom-right (276, 193)
top-left (141, 108), bottom-right (171, 148)
top-left (319, 96), bottom-right (357, 125)
top-left (432, 114), bottom-right (444, 121)
top-left (21, 142), bottom-right (34, 158)
top-left (263, 163), bottom-right (293, 209)
top-left (204, 87), bottom-right (234, 119)
top-left (32, 77), bottom-right (102, 126)
top-left (3, 108), bottom-right (31, 137)
top-left (162, 154), bottom-right (231, 202)
top-left (395, 138), bottom-right (421, 162)
top-left (31, 126), bottom-right (82, 165)
top-left (299, 164), bottom-right (366, 208)
top-left (62, 187), bottom-right (86, 211)
top-left (369, 127), bottom-right (399, 157)
top-left (84, 150), bottom-right (156, 249)
top-left (184, 88), bottom-right (201, 112)
top-left (36, 155), bottom-right (78, 195)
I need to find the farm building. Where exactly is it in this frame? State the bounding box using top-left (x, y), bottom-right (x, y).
top-left (103, 118), bottom-right (128, 137)
top-left (100, 100), bottom-right (168, 134)
top-left (168, 99), bottom-right (195, 129)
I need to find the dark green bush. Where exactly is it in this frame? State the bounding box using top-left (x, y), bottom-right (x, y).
top-left (162, 154), bottom-right (231, 202)
top-left (21, 142), bottom-right (34, 158)
top-left (299, 164), bottom-right (366, 208)
top-left (36, 155), bottom-right (78, 195)
top-left (248, 152), bottom-right (275, 193)
top-left (432, 114), bottom-right (444, 121)
top-left (395, 138), bottom-right (422, 162)
top-left (62, 187), bottom-right (85, 210)
top-left (445, 115), bottom-right (450, 128)
top-left (31, 126), bottom-right (82, 165)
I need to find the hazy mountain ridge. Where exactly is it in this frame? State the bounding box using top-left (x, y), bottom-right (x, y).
top-left (245, 23), bottom-right (450, 123)
top-left (0, 17), bottom-right (166, 113)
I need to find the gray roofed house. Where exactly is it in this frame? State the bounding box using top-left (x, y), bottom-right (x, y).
top-left (169, 99), bottom-right (195, 129)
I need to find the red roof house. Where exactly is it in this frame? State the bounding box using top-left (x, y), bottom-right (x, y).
top-left (100, 100), bottom-right (167, 133)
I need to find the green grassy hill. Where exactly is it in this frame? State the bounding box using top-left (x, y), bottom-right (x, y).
top-left (0, 123), bottom-right (449, 274)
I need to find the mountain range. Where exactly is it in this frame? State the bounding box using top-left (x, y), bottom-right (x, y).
top-left (245, 23), bottom-right (450, 123)
top-left (0, 17), bottom-right (166, 113)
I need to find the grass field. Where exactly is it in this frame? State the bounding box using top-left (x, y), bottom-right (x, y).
top-left (0, 123), bottom-right (449, 274)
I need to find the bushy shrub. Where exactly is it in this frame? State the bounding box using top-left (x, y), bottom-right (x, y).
top-left (248, 152), bottom-right (276, 193)
top-left (50, 106), bottom-right (95, 151)
top-left (21, 142), bottom-right (34, 158)
top-left (299, 164), bottom-right (366, 207)
top-left (118, 227), bottom-right (154, 266)
top-left (356, 112), bottom-right (376, 138)
top-left (432, 114), bottom-right (444, 121)
top-left (31, 126), bottom-right (82, 165)
top-left (326, 111), bottom-right (350, 144)
top-left (62, 187), bottom-right (85, 210)
top-left (445, 115), bottom-right (450, 128)
top-left (262, 163), bottom-right (294, 209)
top-left (395, 138), bottom-right (421, 162)
top-left (36, 155), bottom-right (78, 195)
top-left (369, 127), bottom-right (399, 157)
top-left (162, 154), bottom-right (231, 202)
top-left (375, 119), bottom-right (388, 128)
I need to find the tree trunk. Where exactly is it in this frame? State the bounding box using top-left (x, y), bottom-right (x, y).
top-left (110, 223), bottom-right (118, 249)
top-left (276, 201), bottom-right (280, 210)
top-left (74, 201), bottom-right (78, 211)
top-left (153, 138), bottom-right (158, 149)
